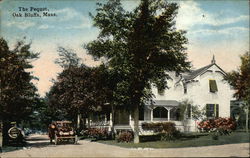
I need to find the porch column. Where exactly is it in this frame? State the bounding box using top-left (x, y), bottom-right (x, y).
top-left (150, 109), bottom-right (153, 121)
top-left (77, 113), bottom-right (81, 129)
top-left (104, 114), bottom-right (107, 124)
top-left (168, 108), bottom-right (170, 121)
top-left (129, 114), bottom-right (132, 125)
top-left (164, 107), bottom-right (172, 121)
top-left (110, 113), bottom-right (113, 127)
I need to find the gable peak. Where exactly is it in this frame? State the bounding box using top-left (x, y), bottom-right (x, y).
top-left (211, 55), bottom-right (216, 64)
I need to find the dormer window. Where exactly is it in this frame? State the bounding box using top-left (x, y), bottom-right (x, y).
top-left (158, 88), bottom-right (165, 96)
top-left (209, 79), bottom-right (218, 93)
top-left (184, 85), bottom-right (187, 94)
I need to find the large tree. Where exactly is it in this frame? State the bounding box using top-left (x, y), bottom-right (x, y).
top-left (225, 51), bottom-right (250, 132)
top-left (0, 38), bottom-right (39, 145)
top-left (47, 47), bottom-right (112, 126)
top-left (86, 0), bottom-right (190, 143)
top-left (0, 37), bottom-right (39, 122)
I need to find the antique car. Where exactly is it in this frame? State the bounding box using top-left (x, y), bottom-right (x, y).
top-left (48, 121), bottom-right (77, 145)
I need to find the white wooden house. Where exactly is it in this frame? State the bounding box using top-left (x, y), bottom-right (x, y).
top-left (89, 56), bottom-right (235, 133)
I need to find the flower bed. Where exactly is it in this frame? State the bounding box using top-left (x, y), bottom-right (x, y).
top-left (198, 117), bottom-right (236, 139)
top-left (83, 128), bottom-right (110, 140)
top-left (141, 122), bottom-right (180, 141)
top-left (117, 131), bottom-right (134, 142)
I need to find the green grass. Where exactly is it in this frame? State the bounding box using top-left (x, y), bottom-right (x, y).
top-left (97, 132), bottom-right (250, 148)
top-left (1, 146), bottom-right (25, 153)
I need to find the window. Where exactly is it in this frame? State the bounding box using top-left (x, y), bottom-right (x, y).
top-left (184, 85), bottom-right (187, 94)
top-left (206, 104), bottom-right (219, 118)
top-left (209, 80), bottom-right (218, 92)
top-left (157, 88), bottom-right (165, 96)
top-left (153, 107), bottom-right (168, 118)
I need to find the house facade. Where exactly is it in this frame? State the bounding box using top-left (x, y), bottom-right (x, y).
top-left (89, 56), bottom-right (235, 134)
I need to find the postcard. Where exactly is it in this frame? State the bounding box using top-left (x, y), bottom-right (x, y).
top-left (0, 0), bottom-right (249, 157)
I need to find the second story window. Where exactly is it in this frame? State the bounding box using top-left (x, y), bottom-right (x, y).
top-left (157, 88), bottom-right (165, 96)
top-left (184, 85), bottom-right (187, 94)
top-left (209, 79), bottom-right (218, 93)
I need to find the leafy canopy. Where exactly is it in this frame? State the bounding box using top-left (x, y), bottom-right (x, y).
top-left (47, 48), bottom-right (113, 120)
top-left (225, 51), bottom-right (250, 104)
top-left (0, 37), bottom-right (39, 122)
top-left (86, 0), bottom-right (190, 106)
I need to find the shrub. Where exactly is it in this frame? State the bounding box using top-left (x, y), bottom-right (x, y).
top-left (83, 128), bottom-right (110, 140)
top-left (198, 117), bottom-right (237, 137)
top-left (141, 122), bottom-right (180, 141)
top-left (117, 131), bottom-right (133, 142)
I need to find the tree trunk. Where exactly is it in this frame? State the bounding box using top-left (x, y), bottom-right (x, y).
top-left (87, 116), bottom-right (90, 128)
top-left (0, 120), bottom-right (2, 151)
top-left (111, 105), bottom-right (115, 139)
top-left (246, 104), bottom-right (249, 133)
top-left (77, 113), bottom-right (81, 134)
top-left (133, 104), bottom-right (140, 143)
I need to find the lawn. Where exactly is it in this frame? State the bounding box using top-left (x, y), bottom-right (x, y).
top-left (97, 132), bottom-right (250, 148)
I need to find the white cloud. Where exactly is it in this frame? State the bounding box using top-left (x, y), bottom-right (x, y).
top-left (5, 20), bottom-right (36, 30)
top-left (54, 7), bottom-right (80, 21)
top-left (176, 1), bottom-right (248, 30)
top-left (189, 27), bottom-right (249, 35)
top-left (212, 15), bottom-right (248, 26)
top-left (66, 16), bottom-right (92, 29)
top-left (38, 24), bottom-right (54, 30)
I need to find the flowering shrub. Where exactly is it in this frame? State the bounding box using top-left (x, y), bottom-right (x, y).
top-left (198, 117), bottom-right (236, 135)
top-left (117, 131), bottom-right (133, 142)
top-left (141, 122), bottom-right (180, 140)
top-left (84, 128), bottom-right (110, 140)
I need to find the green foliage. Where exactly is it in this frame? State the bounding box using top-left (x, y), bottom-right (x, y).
top-left (177, 100), bottom-right (203, 121)
top-left (198, 117), bottom-right (237, 140)
top-left (99, 132), bottom-right (250, 148)
top-left (141, 122), bottom-right (180, 141)
top-left (225, 52), bottom-right (250, 102)
top-left (117, 131), bottom-right (134, 142)
top-left (224, 51), bottom-right (250, 132)
top-left (0, 37), bottom-right (39, 122)
top-left (86, 0), bottom-right (190, 142)
top-left (83, 128), bottom-right (110, 140)
top-left (55, 47), bottom-right (81, 68)
top-left (47, 48), bottom-right (113, 121)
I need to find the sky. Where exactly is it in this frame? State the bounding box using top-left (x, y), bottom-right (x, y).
top-left (0, 0), bottom-right (249, 96)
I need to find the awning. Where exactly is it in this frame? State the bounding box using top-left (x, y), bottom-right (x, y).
top-left (145, 100), bottom-right (179, 107)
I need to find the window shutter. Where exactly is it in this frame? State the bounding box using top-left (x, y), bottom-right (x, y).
top-left (187, 104), bottom-right (191, 118)
top-left (206, 104), bottom-right (209, 117)
top-left (209, 80), bottom-right (218, 92)
top-left (215, 104), bottom-right (219, 118)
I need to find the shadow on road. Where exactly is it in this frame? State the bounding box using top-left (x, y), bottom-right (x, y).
top-left (26, 134), bottom-right (53, 148)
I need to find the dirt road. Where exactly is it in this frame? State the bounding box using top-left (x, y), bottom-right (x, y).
top-left (1, 134), bottom-right (249, 157)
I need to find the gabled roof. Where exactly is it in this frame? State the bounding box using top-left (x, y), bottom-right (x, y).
top-left (183, 60), bottom-right (227, 81)
top-left (183, 64), bottom-right (213, 81)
